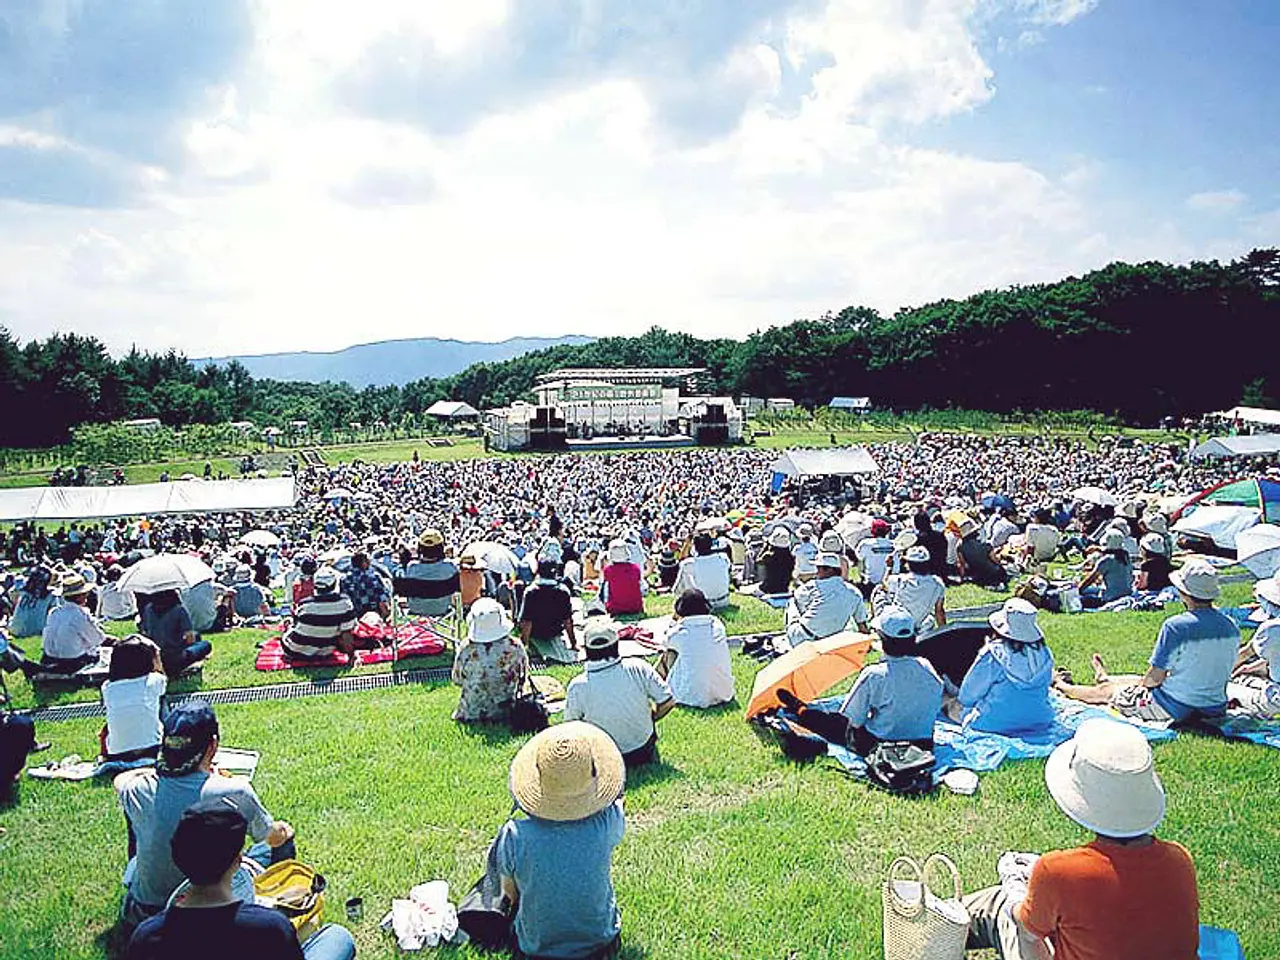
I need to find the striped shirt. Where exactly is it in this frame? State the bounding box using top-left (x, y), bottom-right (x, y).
top-left (283, 591), bottom-right (357, 658)
top-left (399, 560), bottom-right (460, 617)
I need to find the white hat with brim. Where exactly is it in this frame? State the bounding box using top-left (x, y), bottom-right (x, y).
top-left (1170, 560), bottom-right (1220, 601)
top-left (816, 552), bottom-right (843, 569)
top-left (607, 542), bottom-right (630, 564)
top-left (509, 721), bottom-right (625, 822)
top-left (988, 597), bottom-right (1044, 644)
top-left (1100, 530), bottom-right (1126, 551)
top-left (1254, 575), bottom-right (1280, 615)
top-left (1143, 513), bottom-right (1168, 534)
top-left (1044, 718), bottom-right (1166, 838)
top-left (60, 574), bottom-right (93, 598)
top-left (768, 528), bottom-right (792, 548)
top-left (467, 598), bottom-right (514, 643)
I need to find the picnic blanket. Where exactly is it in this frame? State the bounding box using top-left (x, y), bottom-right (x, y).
top-left (819, 694), bottom-right (1176, 782)
top-left (1182, 713), bottom-right (1280, 750)
top-left (254, 622), bottom-right (448, 672)
top-left (29, 747), bottom-right (259, 782)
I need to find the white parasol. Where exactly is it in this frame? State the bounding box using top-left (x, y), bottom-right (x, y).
top-left (118, 554), bottom-right (215, 593)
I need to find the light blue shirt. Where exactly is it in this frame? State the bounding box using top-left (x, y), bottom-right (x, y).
top-left (786, 576), bottom-right (868, 643)
top-left (497, 802), bottom-right (624, 959)
top-left (958, 640), bottom-right (1055, 735)
top-left (840, 656), bottom-right (943, 742)
top-left (1149, 608), bottom-right (1239, 719)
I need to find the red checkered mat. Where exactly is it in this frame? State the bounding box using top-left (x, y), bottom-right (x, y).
top-left (254, 621), bottom-right (448, 672)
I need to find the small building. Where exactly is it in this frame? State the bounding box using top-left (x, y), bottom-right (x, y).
top-left (123, 418), bottom-right (162, 432)
top-left (829, 396), bottom-right (871, 414)
top-left (228, 420), bottom-right (256, 434)
top-left (738, 396), bottom-right (765, 417)
top-left (766, 398), bottom-right (796, 414)
top-left (288, 420), bottom-right (310, 434)
top-left (425, 400), bottom-right (481, 420)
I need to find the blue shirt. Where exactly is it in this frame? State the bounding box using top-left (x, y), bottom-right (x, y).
top-left (341, 566), bottom-right (387, 616)
top-left (1149, 608), bottom-right (1239, 719)
top-left (839, 655), bottom-right (942, 742)
top-left (958, 640), bottom-right (1055, 735)
top-left (497, 803), bottom-right (624, 959)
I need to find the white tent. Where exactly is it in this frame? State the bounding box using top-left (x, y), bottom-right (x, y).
top-left (0, 477), bottom-right (296, 522)
top-left (426, 400), bottom-right (481, 418)
top-left (772, 447), bottom-right (879, 478)
top-left (1192, 435), bottom-right (1280, 459)
top-left (1172, 504), bottom-right (1261, 550)
top-left (1213, 406), bottom-right (1280, 429)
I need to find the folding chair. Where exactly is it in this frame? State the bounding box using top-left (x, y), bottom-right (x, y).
top-left (391, 575), bottom-right (464, 651)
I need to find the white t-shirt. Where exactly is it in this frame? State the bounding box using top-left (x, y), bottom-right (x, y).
top-left (855, 537), bottom-right (895, 586)
top-left (103, 673), bottom-right (166, 756)
top-left (1024, 524), bottom-right (1061, 561)
top-left (41, 603), bottom-right (105, 660)
top-left (880, 573), bottom-right (946, 629)
top-left (664, 615), bottom-right (734, 708)
top-left (674, 554), bottom-right (732, 604)
top-left (99, 583), bottom-right (138, 621)
top-left (564, 658), bottom-right (673, 753)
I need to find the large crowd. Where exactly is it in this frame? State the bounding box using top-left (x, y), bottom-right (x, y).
top-left (2, 432), bottom-right (1278, 960)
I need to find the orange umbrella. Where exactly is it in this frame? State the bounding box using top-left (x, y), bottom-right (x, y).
top-left (745, 631), bottom-right (874, 719)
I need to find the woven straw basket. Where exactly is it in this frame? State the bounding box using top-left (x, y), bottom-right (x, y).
top-left (881, 854), bottom-right (969, 960)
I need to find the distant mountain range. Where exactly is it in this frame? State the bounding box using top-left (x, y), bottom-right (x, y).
top-left (196, 335), bottom-right (594, 388)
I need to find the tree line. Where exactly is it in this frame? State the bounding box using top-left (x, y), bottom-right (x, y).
top-left (4, 249), bottom-right (1276, 449)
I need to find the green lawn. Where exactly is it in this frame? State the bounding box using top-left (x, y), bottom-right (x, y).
top-left (2, 583), bottom-right (1276, 959)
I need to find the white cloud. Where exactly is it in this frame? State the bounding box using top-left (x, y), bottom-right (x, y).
top-left (1013, 0), bottom-right (1100, 26)
top-left (1186, 189), bottom-right (1247, 214)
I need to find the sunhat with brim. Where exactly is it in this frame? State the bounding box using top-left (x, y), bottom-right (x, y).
top-left (419, 529), bottom-right (445, 549)
top-left (607, 542), bottom-right (630, 564)
top-left (583, 620), bottom-right (620, 650)
top-left (1253, 574), bottom-right (1280, 614)
top-left (466, 598), bottom-right (513, 643)
top-left (1139, 533), bottom-right (1167, 556)
top-left (60, 574), bottom-right (93, 598)
top-left (509, 721), bottom-right (625, 822)
top-left (904, 545), bottom-right (930, 563)
top-left (815, 552), bottom-right (843, 569)
top-left (1143, 513), bottom-right (1168, 534)
top-left (819, 531), bottom-right (844, 553)
top-left (1170, 560), bottom-right (1220, 601)
top-left (234, 565), bottom-right (253, 583)
top-left (768, 528), bottom-right (792, 548)
top-left (313, 566), bottom-right (340, 592)
top-left (1044, 718), bottom-right (1166, 838)
top-left (893, 530), bottom-right (917, 551)
top-left (1100, 530), bottom-right (1126, 551)
top-left (988, 598), bottom-right (1044, 644)
top-left (872, 605), bottom-right (916, 641)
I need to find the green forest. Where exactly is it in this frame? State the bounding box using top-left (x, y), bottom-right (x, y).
top-left (4, 249), bottom-right (1276, 450)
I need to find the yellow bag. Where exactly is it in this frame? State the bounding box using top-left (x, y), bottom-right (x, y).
top-left (254, 859), bottom-right (327, 944)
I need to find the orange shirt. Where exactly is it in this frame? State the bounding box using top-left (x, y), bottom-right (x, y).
top-left (459, 567), bottom-right (484, 607)
top-left (1017, 838), bottom-right (1199, 960)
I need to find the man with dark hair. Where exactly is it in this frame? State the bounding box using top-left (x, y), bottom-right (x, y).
top-left (564, 619), bottom-right (674, 768)
top-left (518, 560), bottom-right (577, 663)
top-left (116, 701), bottom-right (299, 929)
top-left (127, 800), bottom-right (356, 959)
top-left (340, 552), bottom-right (389, 619)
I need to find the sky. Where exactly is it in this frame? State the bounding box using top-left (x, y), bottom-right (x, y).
top-left (0, 0), bottom-right (1276, 357)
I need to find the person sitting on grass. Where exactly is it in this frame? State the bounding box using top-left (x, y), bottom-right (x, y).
top-left (518, 560), bottom-right (578, 664)
top-left (8, 564), bottom-right (60, 639)
top-left (100, 636), bottom-right (167, 764)
top-left (231, 566), bottom-right (271, 621)
top-left (452, 598), bottom-right (529, 724)
top-left (1055, 560), bottom-right (1238, 723)
top-left (282, 567), bottom-right (358, 659)
top-left (784, 552), bottom-right (869, 650)
top-left (948, 598), bottom-right (1054, 735)
top-left (341, 551), bottom-right (390, 620)
top-left (499, 722), bottom-right (626, 960)
top-left (1075, 529), bottom-right (1133, 608)
top-left (126, 800), bottom-right (356, 960)
top-left (657, 588), bottom-right (734, 709)
top-left (1135, 533), bottom-right (1174, 593)
top-left (138, 590), bottom-right (212, 679)
top-left (100, 564), bottom-right (139, 621)
top-left (960, 718), bottom-right (1199, 960)
top-left (1228, 572), bottom-right (1280, 718)
top-left (116, 701), bottom-right (298, 930)
top-left (600, 541), bottom-right (644, 616)
top-left (876, 545), bottom-right (947, 632)
top-left (756, 527), bottom-right (795, 595)
top-left (291, 555), bottom-right (318, 608)
top-left (779, 605), bottom-right (943, 753)
top-left (672, 534), bottom-right (732, 611)
top-left (564, 619), bottom-right (674, 769)
top-left (955, 518), bottom-right (1008, 590)
top-left (26, 572), bottom-right (105, 676)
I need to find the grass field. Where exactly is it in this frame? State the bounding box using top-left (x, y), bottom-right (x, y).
top-left (3, 581), bottom-right (1276, 959)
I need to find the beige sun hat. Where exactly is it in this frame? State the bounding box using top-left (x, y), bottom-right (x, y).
top-left (1044, 718), bottom-right (1166, 838)
top-left (1100, 529), bottom-right (1126, 552)
top-left (1142, 512), bottom-right (1168, 534)
top-left (1170, 558), bottom-right (1220, 601)
top-left (466, 598), bottom-right (513, 643)
top-left (988, 597), bottom-right (1044, 644)
top-left (509, 721), bottom-right (625, 822)
top-left (60, 573), bottom-right (93, 598)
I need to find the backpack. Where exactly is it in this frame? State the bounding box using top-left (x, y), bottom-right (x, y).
top-left (866, 742), bottom-right (936, 796)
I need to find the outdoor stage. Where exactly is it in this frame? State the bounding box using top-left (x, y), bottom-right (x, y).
top-left (565, 434), bottom-right (697, 452)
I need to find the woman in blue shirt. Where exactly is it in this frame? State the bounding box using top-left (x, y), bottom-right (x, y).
top-left (952, 598), bottom-right (1055, 734)
top-left (1078, 530), bottom-right (1134, 609)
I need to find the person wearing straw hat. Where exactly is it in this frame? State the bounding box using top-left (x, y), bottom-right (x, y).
top-left (1227, 572), bottom-right (1280, 718)
top-left (1056, 559), bottom-right (1238, 723)
top-left (497, 722), bottom-right (626, 960)
top-left (451, 598), bottom-right (529, 723)
top-left (876, 545), bottom-right (947, 631)
top-left (961, 718), bottom-right (1199, 960)
top-left (950, 598), bottom-right (1054, 734)
top-left (564, 619), bottom-right (674, 768)
top-left (783, 552), bottom-right (869, 650)
top-left (27, 572), bottom-right (106, 676)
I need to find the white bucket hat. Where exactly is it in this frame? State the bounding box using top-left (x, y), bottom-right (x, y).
top-left (988, 598), bottom-right (1044, 644)
top-left (1142, 512), bottom-right (1168, 534)
top-left (904, 545), bottom-right (930, 564)
top-left (1139, 533), bottom-right (1167, 556)
top-left (1254, 574), bottom-right (1280, 617)
top-left (1100, 529), bottom-right (1126, 552)
top-left (768, 527), bottom-right (792, 548)
top-left (815, 552), bottom-right (843, 570)
top-left (607, 541), bottom-right (630, 564)
top-left (509, 722), bottom-right (625, 822)
top-left (466, 598), bottom-right (513, 643)
top-left (1170, 559), bottom-right (1220, 601)
top-left (313, 566), bottom-right (339, 591)
top-left (1044, 718), bottom-right (1166, 838)
top-left (819, 531), bottom-right (844, 554)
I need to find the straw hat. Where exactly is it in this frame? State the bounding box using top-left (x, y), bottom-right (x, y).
top-left (1044, 718), bottom-right (1166, 838)
top-left (768, 527), bottom-right (792, 548)
top-left (1170, 559), bottom-right (1220, 601)
top-left (466, 598), bottom-right (513, 643)
top-left (958, 517), bottom-right (980, 538)
top-left (60, 573), bottom-right (93, 598)
top-left (509, 722), bottom-right (625, 822)
top-left (988, 598), bottom-right (1044, 644)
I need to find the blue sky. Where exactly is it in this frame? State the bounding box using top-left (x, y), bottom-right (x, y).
top-left (0, 0), bottom-right (1275, 355)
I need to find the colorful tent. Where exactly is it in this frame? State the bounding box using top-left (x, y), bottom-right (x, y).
top-left (1175, 477), bottom-right (1280, 525)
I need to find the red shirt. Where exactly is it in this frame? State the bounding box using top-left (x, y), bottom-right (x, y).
top-left (291, 579), bottom-right (314, 607)
top-left (1017, 838), bottom-right (1199, 960)
top-left (603, 562), bottom-right (643, 615)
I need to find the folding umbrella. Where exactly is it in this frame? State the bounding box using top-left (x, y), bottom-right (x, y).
top-left (746, 632), bottom-right (873, 719)
top-left (240, 529), bottom-right (281, 548)
top-left (118, 554), bottom-right (215, 593)
top-left (1235, 524), bottom-right (1280, 579)
top-left (1071, 486), bottom-right (1119, 508)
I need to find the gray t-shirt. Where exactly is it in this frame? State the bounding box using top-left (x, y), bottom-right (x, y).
top-left (497, 802), bottom-right (624, 959)
top-left (118, 770), bottom-right (272, 909)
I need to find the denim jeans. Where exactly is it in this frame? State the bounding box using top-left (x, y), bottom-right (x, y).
top-left (163, 640), bottom-right (213, 677)
top-left (301, 924), bottom-right (357, 960)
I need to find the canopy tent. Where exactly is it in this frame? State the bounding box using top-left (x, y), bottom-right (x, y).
top-left (1192, 435), bottom-right (1280, 459)
top-left (1172, 505), bottom-right (1261, 551)
top-left (0, 477), bottom-right (296, 522)
top-left (426, 400), bottom-right (481, 418)
top-left (1213, 406), bottom-right (1280, 429)
top-left (1174, 476), bottom-right (1280, 525)
top-left (771, 447), bottom-right (879, 494)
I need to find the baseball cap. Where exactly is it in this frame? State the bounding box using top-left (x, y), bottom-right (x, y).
top-left (871, 605), bottom-right (916, 641)
top-left (816, 552), bottom-right (843, 569)
top-left (158, 700), bottom-right (219, 777)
